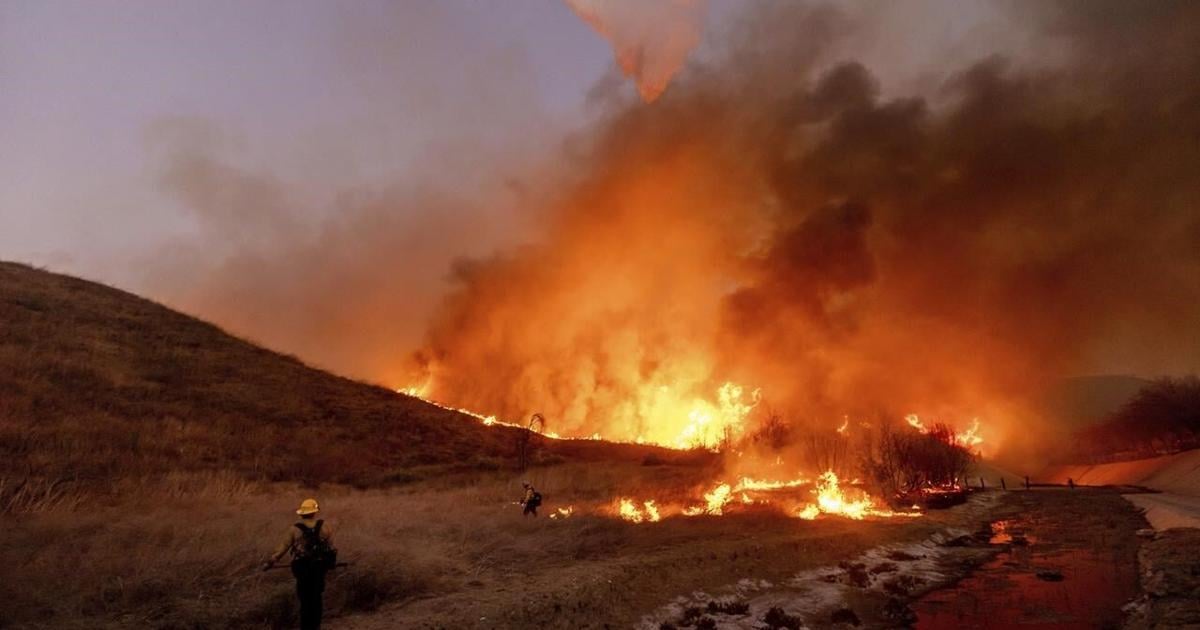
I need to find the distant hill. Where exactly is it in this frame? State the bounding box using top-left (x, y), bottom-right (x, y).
top-left (1043, 374), bottom-right (1151, 429)
top-left (0, 262), bottom-right (673, 494)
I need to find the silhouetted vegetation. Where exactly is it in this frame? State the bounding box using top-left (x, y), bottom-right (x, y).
top-left (861, 419), bottom-right (976, 498)
top-left (1069, 377), bottom-right (1200, 462)
top-left (706, 598), bottom-right (750, 615)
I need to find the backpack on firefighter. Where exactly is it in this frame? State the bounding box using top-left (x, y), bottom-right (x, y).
top-left (291, 519), bottom-right (337, 578)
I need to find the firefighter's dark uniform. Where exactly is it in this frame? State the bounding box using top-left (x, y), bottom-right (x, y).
top-left (268, 517), bottom-right (335, 630)
top-left (522, 486), bottom-right (539, 516)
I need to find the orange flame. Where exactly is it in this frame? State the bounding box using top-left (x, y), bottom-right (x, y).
top-left (682, 482), bottom-right (732, 516)
top-left (955, 418), bottom-right (984, 448)
top-left (617, 498), bottom-right (661, 523)
top-left (398, 380), bottom-right (757, 450)
top-left (796, 470), bottom-right (921, 521)
top-left (733, 476), bottom-right (810, 491)
top-left (905, 413), bottom-right (986, 452)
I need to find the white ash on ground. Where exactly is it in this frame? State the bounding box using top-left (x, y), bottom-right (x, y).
top-left (640, 493), bottom-right (1004, 629)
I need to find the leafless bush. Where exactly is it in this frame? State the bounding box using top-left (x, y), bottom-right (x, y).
top-left (800, 429), bottom-right (849, 473)
top-left (747, 409), bottom-right (792, 451)
top-left (859, 418), bottom-right (975, 498)
top-left (1071, 377), bottom-right (1200, 462)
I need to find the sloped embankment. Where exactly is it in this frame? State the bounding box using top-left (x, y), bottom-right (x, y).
top-left (1039, 449), bottom-right (1200, 496)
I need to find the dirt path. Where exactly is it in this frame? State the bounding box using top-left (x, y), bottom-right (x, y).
top-left (1123, 492), bottom-right (1200, 530)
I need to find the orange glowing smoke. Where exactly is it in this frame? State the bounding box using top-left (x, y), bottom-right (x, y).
top-left (564, 0), bottom-right (707, 102)
top-left (906, 414), bottom-right (986, 452)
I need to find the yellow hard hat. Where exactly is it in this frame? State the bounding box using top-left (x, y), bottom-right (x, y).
top-left (296, 498), bottom-right (320, 516)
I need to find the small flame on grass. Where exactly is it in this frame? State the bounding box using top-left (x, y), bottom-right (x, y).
top-left (683, 483), bottom-right (733, 516)
top-left (796, 471), bottom-right (922, 521)
top-left (617, 498), bottom-right (661, 523)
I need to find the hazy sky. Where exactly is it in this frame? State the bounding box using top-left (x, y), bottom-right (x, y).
top-left (0, 1), bottom-right (614, 279)
top-left (4, 0), bottom-right (1070, 382)
top-left (1, 1), bottom-right (1016, 283)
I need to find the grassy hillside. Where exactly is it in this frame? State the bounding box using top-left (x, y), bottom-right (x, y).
top-left (0, 261), bottom-right (675, 505)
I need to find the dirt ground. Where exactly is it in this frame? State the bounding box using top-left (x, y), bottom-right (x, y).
top-left (1125, 528), bottom-right (1200, 629)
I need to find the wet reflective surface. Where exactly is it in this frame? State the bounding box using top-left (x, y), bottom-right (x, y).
top-left (914, 491), bottom-right (1142, 629)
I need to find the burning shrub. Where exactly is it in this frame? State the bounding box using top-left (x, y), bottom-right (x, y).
top-left (747, 410), bottom-right (793, 451)
top-left (800, 429), bottom-right (850, 476)
top-left (860, 417), bottom-right (976, 499)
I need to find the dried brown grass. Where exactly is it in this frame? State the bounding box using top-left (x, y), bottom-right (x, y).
top-left (0, 262), bottom-right (721, 627)
top-left (0, 261), bottom-right (695, 509)
top-left (0, 461), bottom-right (716, 629)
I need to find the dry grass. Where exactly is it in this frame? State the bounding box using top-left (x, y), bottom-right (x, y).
top-left (0, 262), bottom-right (945, 628)
top-left (0, 261), bottom-right (692, 505)
top-left (1, 461), bottom-right (720, 629)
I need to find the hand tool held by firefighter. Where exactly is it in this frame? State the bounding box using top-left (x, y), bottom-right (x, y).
top-left (265, 561), bottom-right (351, 572)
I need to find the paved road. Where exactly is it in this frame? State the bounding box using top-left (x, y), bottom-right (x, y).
top-left (1123, 493), bottom-right (1200, 530)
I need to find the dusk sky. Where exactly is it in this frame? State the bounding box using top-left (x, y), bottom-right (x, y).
top-left (2, 1), bottom-right (1011, 287)
top-left (13, 0), bottom-right (1138, 387)
top-left (2, 1), bottom-right (615, 280)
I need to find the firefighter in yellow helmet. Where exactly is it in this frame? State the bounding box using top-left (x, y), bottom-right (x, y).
top-left (263, 498), bottom-right (337, 630)
top-left (520, 481), bottom-right (542, 517)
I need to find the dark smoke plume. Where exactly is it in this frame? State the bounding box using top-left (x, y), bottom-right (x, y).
top-left (411, 1), bottom-right (1200, 459)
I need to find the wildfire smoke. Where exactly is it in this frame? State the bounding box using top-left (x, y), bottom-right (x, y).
top-left (409, 1), bottom-right (1200, 469)
top-left (564, 0), bottom-right (707, 102)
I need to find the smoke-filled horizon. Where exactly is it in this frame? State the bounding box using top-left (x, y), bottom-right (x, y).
top-left (6, 1), bottom-right (1199, 461)
top-left (408, 1), bottom-right (1200, 458)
